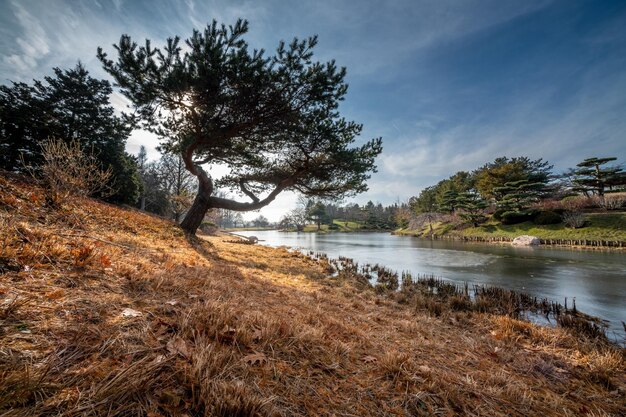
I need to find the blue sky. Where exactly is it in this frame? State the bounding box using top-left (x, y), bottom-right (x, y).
top-left (1, 0), bottom-right (625, 220)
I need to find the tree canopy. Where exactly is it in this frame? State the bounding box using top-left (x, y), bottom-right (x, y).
top-left (473, 156), bottom-right (552, 200)
top-left (98, 20), bottom-right (382, 234)
top-left (572, 157), bottom-right (626, 197)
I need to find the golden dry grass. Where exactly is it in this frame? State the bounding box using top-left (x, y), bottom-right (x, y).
top-left (1, 173), bottom-right (624, 416)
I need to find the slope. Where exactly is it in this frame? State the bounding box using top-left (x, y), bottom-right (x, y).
top-left (0, 173), bottom-right (624, 416)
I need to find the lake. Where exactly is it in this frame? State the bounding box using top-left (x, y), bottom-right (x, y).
top-left (236, 230), bottom-right (626, 339)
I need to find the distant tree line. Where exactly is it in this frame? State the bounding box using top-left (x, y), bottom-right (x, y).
top-left (279, 197), bottom-right (409, 231)
top-left (407, 155), bottom-right (626, 228)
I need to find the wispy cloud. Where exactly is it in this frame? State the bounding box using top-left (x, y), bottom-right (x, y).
top-left (3, 0), bottom-right (50, 74)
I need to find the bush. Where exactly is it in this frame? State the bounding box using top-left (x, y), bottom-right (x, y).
top-left (25, 138), bottom-right (113, 206)
top-left (328, 223), bottom-right (340, 230)
top-left (563, 211), bottom-right (586, 228)
top-left (601, 193), bottom-right (626, 210)
top-left (561, 195), bottom-right (597, 210)
top-left (533, 199), bottom-right (564, 211)
top-left (533, 211), bottom-right (562, 225)
top-left (501, 211), bottom-right (536, 225)
top-left (492, 208), bottom-right (506, 221)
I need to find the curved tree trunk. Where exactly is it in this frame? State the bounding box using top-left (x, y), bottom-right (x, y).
top-left (180, 191), bottom-right (212, 234)
top-left (179, 146), bottom-right (293, 234)
top-left (180, 160), bottom-right (213, 234)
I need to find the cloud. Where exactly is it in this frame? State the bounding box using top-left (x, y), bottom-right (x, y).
top-left (1, 0), bottom-right (624, 215)
top-left (126, 130), bottom-right (160, 162)
top-left (285, 0), bottom-right (553, 79)
top-left (241, 191), bottom-right (299, 222)
top-left (112, 0), bottom-right (124, 12)
top-left (3, 1), bottom-right (50, 74)
top-left (376, 58), bottom-right (626, 194)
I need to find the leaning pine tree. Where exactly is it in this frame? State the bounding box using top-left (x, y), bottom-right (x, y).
top-left (98, 20), bottom-right (382, 234)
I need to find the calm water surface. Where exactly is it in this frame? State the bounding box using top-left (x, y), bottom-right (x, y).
top-left (238, 230), bottom-right (626, 338)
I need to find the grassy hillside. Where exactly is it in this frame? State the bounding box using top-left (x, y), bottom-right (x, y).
top-left (460, 213), bottom-right (626, 241)
top-left (397, 212), bottom-right (626, 245)
top-left (1, 174), bottom-right (624, 416)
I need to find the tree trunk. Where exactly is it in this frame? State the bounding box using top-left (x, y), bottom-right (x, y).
top-left (180, 162), bottom-right (213, 234)
top-left (178, 147), bottom-right (291, 234)
top-left (180, 192), bottom-right (211, 233)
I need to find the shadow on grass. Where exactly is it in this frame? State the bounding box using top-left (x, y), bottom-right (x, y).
top-left (185, 232), bottom-right (217, 261)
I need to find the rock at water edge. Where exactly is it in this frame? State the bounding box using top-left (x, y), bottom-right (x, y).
top-left (512, 235), bottom-right (541, 246)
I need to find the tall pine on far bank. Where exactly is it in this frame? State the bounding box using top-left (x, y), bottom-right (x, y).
top-left (0, 64), bottom-right (141, 204)
top-left (572, 157), bottom-right (626, 197)
top-left (98, 19), bottom-right (382, 234)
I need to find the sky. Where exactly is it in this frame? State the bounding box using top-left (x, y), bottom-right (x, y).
top-left (1, 0), bottom-right (625, 221)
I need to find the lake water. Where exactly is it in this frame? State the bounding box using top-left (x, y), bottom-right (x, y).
top-left (237, 230), bottom-right (626, 339)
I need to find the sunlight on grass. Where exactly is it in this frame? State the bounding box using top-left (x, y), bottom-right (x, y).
top-left (461, 213), bottom-right (626, 241)
top-left (1, 174), bottom-right (624, 416)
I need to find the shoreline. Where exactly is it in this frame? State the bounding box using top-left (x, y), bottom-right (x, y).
top-left (229, 229), bottom-right (626, 339)
top-left (236, 227), bottom-right (626, 251)
top-left (393, 228), bottom-right (626, 251)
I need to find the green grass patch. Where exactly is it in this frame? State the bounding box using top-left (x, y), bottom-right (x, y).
top-left (396, 221), bottom-right (456, 237)
top-left (332, 220), bottom-right (363, 231)
top-left (302, 224), bottom-right (327, 232)
top-left (458, 213), bottom-right (626, 241)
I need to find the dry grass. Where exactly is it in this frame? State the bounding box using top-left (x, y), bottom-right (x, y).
top-left (1, 173), bottom-right (625, 416)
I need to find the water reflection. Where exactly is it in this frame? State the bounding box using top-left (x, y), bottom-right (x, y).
top-left (237, 230), bottom-right (625, 338)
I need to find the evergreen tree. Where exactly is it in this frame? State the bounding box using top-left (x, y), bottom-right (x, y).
top-left (137, 146), bottom-right (148, 210)
top-left (474, 156), bottom-right (552, 200)
top-left (439, 189), bottom-right (459, 213)
top-left (455, 192), bottom-right (487, 227)
top-left (409, 186), bottom-right (437, 213)
top-left (308, 202), bottom-right (329, 230)
top-left (98, 20), bottom-right (382, 234)
top-left (409, 171), bottom-right (472, 214)
top-left (0, 82), bottom-right (50, 169)
top-left (572, 157), bottom-right (626, 197)
top-left (0, 63), bottom-right (141, 204)
top-left (494, 179), bottom-right (546, 223)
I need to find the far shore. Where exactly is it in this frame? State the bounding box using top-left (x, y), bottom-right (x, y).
top-left (224, 225), bottom-right (626, 251)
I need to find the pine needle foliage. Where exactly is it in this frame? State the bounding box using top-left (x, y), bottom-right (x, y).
top-left (98, 20), bottom-right (382, 234)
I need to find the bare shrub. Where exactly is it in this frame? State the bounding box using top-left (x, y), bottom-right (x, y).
top-left (562, 211), bottom-right (586, 229)
top-left (560, 195), bottom-right (595, 211)
top-left (408, 213), bottom-right (457, 232)
top-left (532, 199), bottom-right (564, 211)
top-left (24, 138), bottom-right (113, 205)
top-left (600, 193), bottom-right (626, 210)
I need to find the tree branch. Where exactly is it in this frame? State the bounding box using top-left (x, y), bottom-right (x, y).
top-left (182, 142), bottom-right (213, 197)
top-left (208, 178), bottom-right (293, 211)
top-left (239, 179), bottom-right (260, 203)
